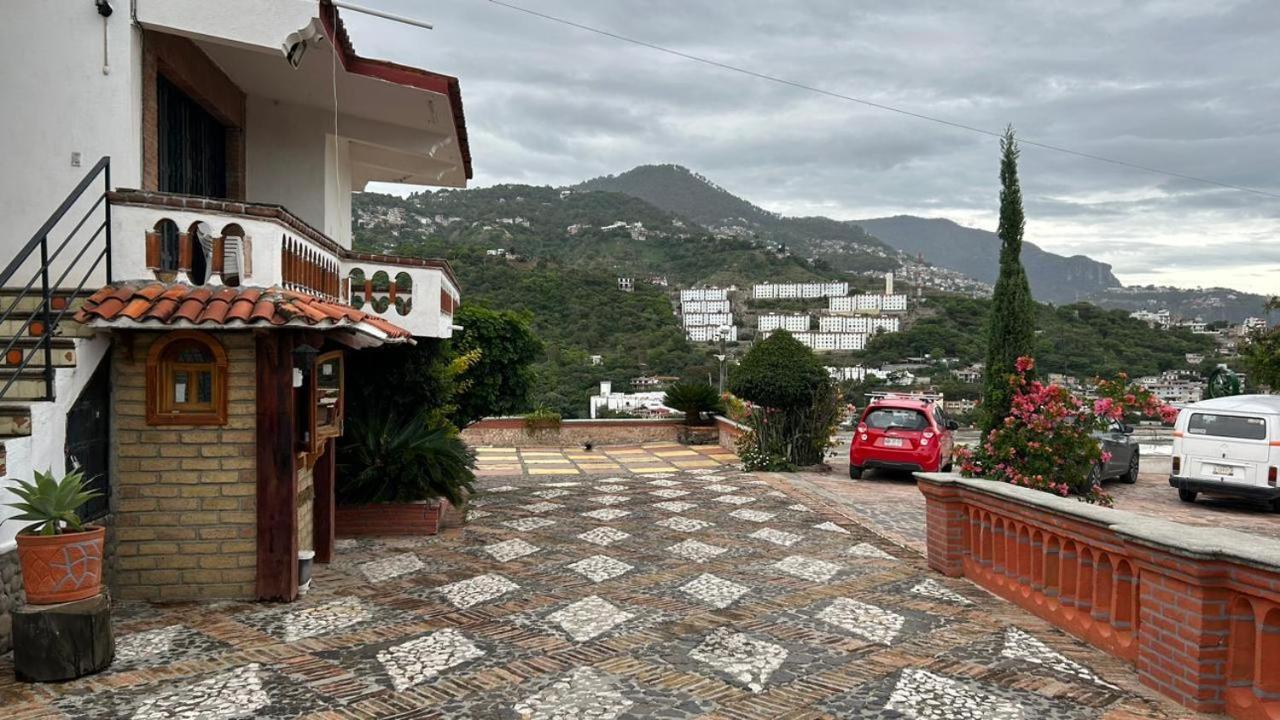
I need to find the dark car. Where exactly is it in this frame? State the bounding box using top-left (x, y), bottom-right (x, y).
top-left (1089, 422), bottom-right (1140, 485)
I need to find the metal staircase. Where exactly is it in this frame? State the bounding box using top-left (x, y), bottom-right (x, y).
top-left (0, 157), bottom-right (111, 439)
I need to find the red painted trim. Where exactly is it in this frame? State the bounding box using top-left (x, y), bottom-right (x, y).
top-left (319, 1), bottom-right (472, 180)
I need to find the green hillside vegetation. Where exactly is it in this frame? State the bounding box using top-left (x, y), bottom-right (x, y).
top-left (860, 296), bottom-right (1217, 378)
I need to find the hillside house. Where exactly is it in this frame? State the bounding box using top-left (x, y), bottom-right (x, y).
top-left (0, 0), bottom-right (471, 647)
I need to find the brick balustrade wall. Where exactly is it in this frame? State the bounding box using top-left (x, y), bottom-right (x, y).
top-left (461, 418), bottom-right (685, 447)
top-left (715, 416), bottom-right (748, 454)
top-left (112, 333), bottom-right (258, 601)
top-left (916, 472), bottom-right (1280, 719)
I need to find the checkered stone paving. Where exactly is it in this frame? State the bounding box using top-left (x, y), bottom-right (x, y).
top-left (2, 466), bottom-right (1197, 719)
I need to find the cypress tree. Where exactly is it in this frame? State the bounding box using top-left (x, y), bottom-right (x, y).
top-left (980, 126), bottom-right (1036, 435)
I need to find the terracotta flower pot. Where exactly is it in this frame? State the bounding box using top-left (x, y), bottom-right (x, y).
top-left (15, 525), bottom-right (106, 604)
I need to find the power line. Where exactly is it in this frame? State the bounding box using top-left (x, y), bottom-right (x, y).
top-left (485, 0), bottom-right (1280, 201)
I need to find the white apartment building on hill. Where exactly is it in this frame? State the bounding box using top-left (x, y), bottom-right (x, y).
top-left (829, 294), bottom-right (909, 313)
top-left (683, 312), bottom-right (733, 328)
top-left (752, 282), bottom-right (848, 300)
top-left (589, 381), bottom-right (673, 418)
top-left (680, 287), bottom-right (729, 302)
top-left (766, 331), bottom-right (867, 351)
top-left (818, 316), bottom-right (900, 333)
top-left (758, 314), bottom-right (811, 332)
top-left (682, 299), bottom-right (730, 314)
top-left (687, 325), bottom-right (738, 342)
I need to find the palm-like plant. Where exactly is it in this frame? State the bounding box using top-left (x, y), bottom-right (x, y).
top-left (663, 381), bottom-right (724, 426)
top-left (3, 469), bottom-right (101, 536)
top-left (338, 410), bottom-right (477, 507)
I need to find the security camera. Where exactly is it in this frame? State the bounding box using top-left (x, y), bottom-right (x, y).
top-left (96, 0), bottom-right (113, 17)
top-left (286, 40), bottom-right (308, 69)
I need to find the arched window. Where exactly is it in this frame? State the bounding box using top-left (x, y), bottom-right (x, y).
top-left (146, 331), bottom-right (229, 425)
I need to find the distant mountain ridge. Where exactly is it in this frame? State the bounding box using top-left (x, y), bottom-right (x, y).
top-left (854, 215), bottom-right (1121, 303)
top-left (579, 164), bottom-right (1121, 304)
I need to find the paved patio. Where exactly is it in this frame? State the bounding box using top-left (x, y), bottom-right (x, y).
top-left (475, 443), bottom-right (739, 478)
top-left (2, 463), bottom-right (1198, 719)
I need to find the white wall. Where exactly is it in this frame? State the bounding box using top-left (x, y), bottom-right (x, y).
top-left (0, 3), bottom-right (143, 272)
top-left (136, 0), bottom-right (319, 55)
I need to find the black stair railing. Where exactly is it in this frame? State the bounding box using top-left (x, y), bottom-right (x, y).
top-left (0, 156), bottom-right (112, 401)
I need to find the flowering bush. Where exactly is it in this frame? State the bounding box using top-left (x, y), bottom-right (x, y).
top-left (956, 357), bottom-right (1174, 505)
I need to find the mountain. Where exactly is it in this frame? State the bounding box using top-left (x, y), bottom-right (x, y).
top-left (353, 184), bottom-right (830, 288)
top-left (1083, 285), bottom-right (1274, 325)
top-left (854, 216), bottom-right (1120, 304)
top-left (577, 165), bottom-right (903, 273)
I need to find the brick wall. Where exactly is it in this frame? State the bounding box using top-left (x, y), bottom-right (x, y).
top-left (916, 473), bottom-right (1280, 719)
top-left (111, 332), bottom-right (257, 601)
top-left (461, 418), bottom-right (684, 447)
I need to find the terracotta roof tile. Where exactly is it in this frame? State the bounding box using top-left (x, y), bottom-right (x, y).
top-left (73, 282), bottom-right (413, 342)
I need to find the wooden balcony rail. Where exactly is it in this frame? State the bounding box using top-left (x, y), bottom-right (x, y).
top-left (917, 473), bottom-right (1280, 720)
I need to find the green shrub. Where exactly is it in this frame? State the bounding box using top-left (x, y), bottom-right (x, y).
top-left (337, 410), bottom-right (476, 507)
top-left (663, 381), bottom-right (723, 425)
top-left (523, 406), bottom-right (562, 432)
top-left (728, 332), bottom-right (839, 468)
top-left (728, 331), bottom-right (827, 410)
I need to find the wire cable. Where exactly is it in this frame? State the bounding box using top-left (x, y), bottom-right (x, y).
top-left (486, 0), bottom-right (1280, 200)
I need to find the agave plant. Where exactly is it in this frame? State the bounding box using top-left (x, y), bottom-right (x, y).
top-left (663, 381), bottom-right (724, 426)
top-left (338, 410), bottom-right (477, 507)
top-left (3, 469), bottom-right (101, 536)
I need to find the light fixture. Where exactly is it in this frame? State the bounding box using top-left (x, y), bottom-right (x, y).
top-left (95, 0), bottom-right (113, 17)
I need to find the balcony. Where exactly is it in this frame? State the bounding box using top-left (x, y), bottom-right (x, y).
top-left (108, 190), bottom-right (459, 338)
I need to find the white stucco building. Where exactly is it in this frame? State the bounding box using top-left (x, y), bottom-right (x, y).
top-left (818, 316), bottom-right (900, 333)
top-left (829, 294), bottom-right (909, 313)
top-left (752, 282), bottom-right (847, 300)
top-left (680, 287), bottom-right (728, 302)
top-left (589, 381), bottom-right (673, 418)
top-left (765, 331), bottom-right (867, 351)
top-left (687, 325), bottom-right (738, 343)
top-left (682, 299), bottom-right (730, 314)
top-left (758, 314), bottom-right (811, 333)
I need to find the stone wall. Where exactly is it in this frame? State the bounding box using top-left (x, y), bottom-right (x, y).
top-left (111, 332), bottom-right (258, 602)
top-left (916, 472), bottom-right (1280, 719)
top-left (0, 548), bottom-right (22, 653)
top-left (461, 418), bottom-right (684, 447)
top-left (715, 416), bottom-right (748, 453)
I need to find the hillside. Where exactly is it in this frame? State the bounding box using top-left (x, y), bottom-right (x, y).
top-left (577, 165), bottom-right (903, 273)
top-left (1083, 285), bottom-right (1273, 324)
top-left (858, 296), bottom-right (1217, 379)
top-left (852, 216), bottom-right (1120, 304)
top-left (354, 185), bottom-right (830, 288)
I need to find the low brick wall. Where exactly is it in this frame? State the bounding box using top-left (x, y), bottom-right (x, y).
top-left (336, 502), bottom-right (440, 536)
top-left (714, 416), bottom-right (748, 453)
top-left (461, 417), bottom-right (684, 447)
top-left (917, 472), bottom-right (1280, 719)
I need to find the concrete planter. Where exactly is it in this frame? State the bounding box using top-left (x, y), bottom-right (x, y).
top-left (676, 425), bottom-right (719, 445)
top-left (335, 501), bottom-right (441, 537)
top-left (15, 526), bottom-right (105, 604)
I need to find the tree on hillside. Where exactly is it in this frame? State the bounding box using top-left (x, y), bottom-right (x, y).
top-left (1240, 297), bottom-right (1280, 390)
top-left (980, 127), bottom-right (1037, 434)
top-left (452, 305), bottom-right (543, 426)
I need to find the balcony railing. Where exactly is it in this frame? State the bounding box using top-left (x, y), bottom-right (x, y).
top-left (108, 191), bottom-right (459, 338)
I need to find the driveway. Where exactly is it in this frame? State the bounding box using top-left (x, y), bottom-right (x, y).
top-left (3, 465), bottom-right (1195, 719)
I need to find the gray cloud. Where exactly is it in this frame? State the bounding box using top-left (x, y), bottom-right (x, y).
top-left (350, 0), bottom-right (1280, 293)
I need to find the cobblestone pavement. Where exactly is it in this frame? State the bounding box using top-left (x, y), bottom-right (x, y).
top-left (790, 459), bottom-right (1279, 557)
top-left (475, 443), bottom-right (738, 478)
top-left (1, 466), bottom-right (1200, 719)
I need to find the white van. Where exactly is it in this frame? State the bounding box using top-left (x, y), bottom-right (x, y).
top-left (1169, 395), bottom-right (1280, 511)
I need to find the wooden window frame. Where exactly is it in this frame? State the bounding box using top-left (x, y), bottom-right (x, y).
top-left (311, 350), bottom-right (344, 453)
top-left (146, 331), bottom-right (229, 426)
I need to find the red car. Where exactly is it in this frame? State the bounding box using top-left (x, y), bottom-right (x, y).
top-left (849, 395), bottom-right (958, 478)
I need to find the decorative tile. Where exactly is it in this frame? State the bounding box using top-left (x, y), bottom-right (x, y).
top-left (578, 527), bottom-right (631, 546)
top-left (703, 483), bottom-right (738, 493)
top-left (566, 555), bottom-right (633, 582)
top-left (588, 494), bottom-right (630, 506)
top-left (488, 485), bottom-right (519, 493)
top-left (653, 501), bottom-right (697, 513)
top-left (729, 508), bottom-right (776, 523)
top-left (680, 573), bottom-right (749, 609)
top-left (543, 481), bottom-right (583, 487)
top-left (596, 484), bottom-right (629, 492)
top-left (359, 552), bottom-right (424, 582)
top-left (689, 629), bottom-right (787, 693)
top-left (437, 574), bottom-right (521, 609)
top-left (467, 509), bottom-right (493, 521)
top-left (1002, 627), bottom-right (1117, 689)
top-left (847, 542), bottom-right (895, 560)
top-left (526, 502), bottom-right (564, 513)
top-left (655, 516), bottom-right (714, 532)
top-left (713, 494), bottom-right (755, 505)
top-left (813, 521), bottom-right (850, 534)
top-left (503, 517), bottom-right (557, 531)
top-left (377, 629), bottom-right (486, 691)
top-left (531, 489), bottom-right (571, 499)
top-left (749, 527), bottom-right (802, 546)
top-left (547, 596), bottom-right (633, 642)
top-left (774, 555), bottom-right (842, 582)
top-left (271, 597), bottom-right (374, 642)
top-left (581, 508), bottom-right (631, 521)
top-left (512, 667), bottom-right (634, 720)
top-left (650, 488), bottom-right (691, 498)
top-left (130, 663), bottom-right (269, 720)
top-left (668, 539), bottom-right (728, 563)
top-left (910, 578), bottom-right (973, 606)
top-left (888, 669), bottom-right (1027, 719)
top-left (786, 504), bottom-right (812, 512)
top-left (647, 478), bottom-right (682, 487)
top-left (483, 539), bottom-right (541, 562)
top-left (816, 597), bottom-right (905, 645)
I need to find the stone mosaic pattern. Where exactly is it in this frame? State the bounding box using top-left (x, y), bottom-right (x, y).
top-left (4, 466), bottom-right (1191, 720)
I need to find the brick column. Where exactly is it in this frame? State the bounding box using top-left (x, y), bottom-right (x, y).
top-left (917, 475), bottom-right (968, 577)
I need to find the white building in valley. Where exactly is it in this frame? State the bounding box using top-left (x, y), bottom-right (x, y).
top-left (683, 312), bottom-right (733, 328)
top-left (589, 381), bottom-right (673, 418)
top-left (829, 294), bottom-right (909, 313)
top-left (682, 299), bottom-right (730, 314)
top-left (758, 314), bottom-right (811, 333)
top-left (768, 331), bottom-right (868, 351)
top-left (681, 287), bottom-right (729, 302)
top-left (687, 325), bottom-right (738, 342)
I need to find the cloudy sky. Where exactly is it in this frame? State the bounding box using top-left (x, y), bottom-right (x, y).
top-left (345, 0), bottom-right (1280, 294)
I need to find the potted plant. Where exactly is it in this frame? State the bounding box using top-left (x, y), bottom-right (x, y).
top-left (664, 381), bottom-right (724, 445)
top-left (4, 469), bottom-right (105, 604)
top-left (522, 406), bottom-right (562, 436)
top-left (336, 409), bottom-right (477, 536)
